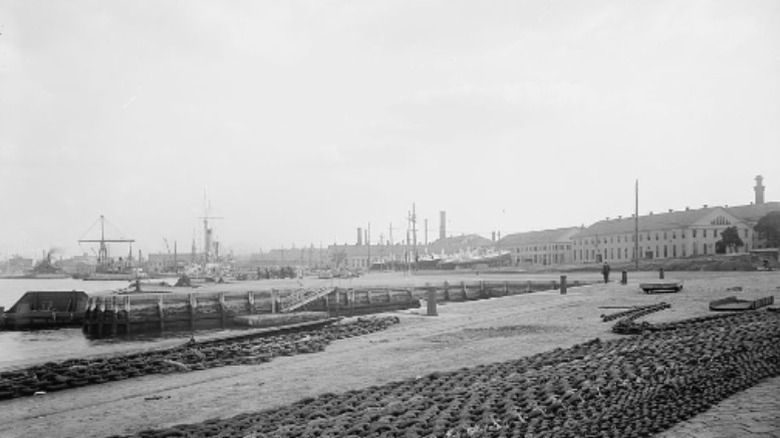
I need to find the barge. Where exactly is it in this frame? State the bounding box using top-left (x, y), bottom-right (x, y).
top-left (0, 290), bottom-right (89, 330)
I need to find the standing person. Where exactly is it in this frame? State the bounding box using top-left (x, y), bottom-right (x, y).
top-left (601, 262), bottom-right (611, 284)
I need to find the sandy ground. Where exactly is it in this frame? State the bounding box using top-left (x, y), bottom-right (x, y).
top-left (1, 270), bottom-right (778, 438)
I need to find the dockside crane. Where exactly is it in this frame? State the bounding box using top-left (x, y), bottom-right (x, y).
top-left (78, 215), bottom-right (135, 265)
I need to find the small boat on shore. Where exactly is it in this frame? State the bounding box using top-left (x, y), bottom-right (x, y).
top-left (0, 290), bottom-right (89, 330)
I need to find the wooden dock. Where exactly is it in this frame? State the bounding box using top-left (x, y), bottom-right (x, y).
top-left (82, 279), bottom-right (594, 337)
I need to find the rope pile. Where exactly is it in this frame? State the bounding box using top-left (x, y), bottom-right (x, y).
top-left (0, 316), bottom-right (400, 401)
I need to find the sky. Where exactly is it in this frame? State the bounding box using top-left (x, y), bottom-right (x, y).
top-left (1, 0), bottom-right (779, 259)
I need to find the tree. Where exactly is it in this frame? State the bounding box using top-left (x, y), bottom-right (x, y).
top-left (754, 211), bottom-right (780, 248)
top-left (716, 226), bottom-right (744, 254)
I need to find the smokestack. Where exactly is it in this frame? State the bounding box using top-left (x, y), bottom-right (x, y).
top-left (357, 228), bottom-right (363, 246)
top-left (439, 211), bottom-right (446, 240)
top-left (755, 175), bottom-right (765, 205)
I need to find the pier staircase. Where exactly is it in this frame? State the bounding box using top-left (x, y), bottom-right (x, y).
top-left (280, 286), bottom-right (336, 313)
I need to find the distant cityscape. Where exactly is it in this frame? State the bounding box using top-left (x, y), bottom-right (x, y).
top-left (1, 176), bottom-right (778, 278)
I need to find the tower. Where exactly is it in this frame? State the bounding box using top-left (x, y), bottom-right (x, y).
top-left (754, 175), bottom-right (765, 205)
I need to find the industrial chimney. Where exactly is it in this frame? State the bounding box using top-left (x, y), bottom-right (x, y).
top-left (439, 211), bottom-right (446, 240)
top-left (357, 227), bottom-right (363, 246)
top-left (755, 175), bottom-right (765, 205)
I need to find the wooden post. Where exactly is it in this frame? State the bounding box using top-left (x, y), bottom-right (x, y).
top-left (157, 295), bottom-right (165, 333)
top-left (98, 297), bottom-right (105, 337)
top-left (124, 296), bottom-right (131, 336)
top-left (85, 297), bottom-right (92, 336)
top-left (659, 268), bottom-right (665, 279)
top-left (552, 280), bottom-right (557, 291)
top-left (427, 288), bottom-right (438, 316)
top-left (480, 281), bottom-right (485, 299)
top-left (367, 289), bottom-right (372, 304)
top-left (504, 281), bottom-right (509, 296)
top-left (461, 281), bottom-right (467, 300)
top-left (111, 296), bottom-right (118, 335)
top-left (271, 289), bottom-right (278, 314)
top-left (560, 275), bottom-right (567, 295)
top-left (443, 281), bottom-right (450, 301)
top-left (386, 288), bottom-right (392, 303)
top-left (621, 271), bottom-right (628, 285)
top-left (247, 291), bottom-right (255, 314)
top-left (219, 293), bottom-right (226, 329)
top-left (526, 281), bottom-right (532, 293)
top-left (349, 289), bottom-right (355, 315)
top-left (189, 293), bottom-right (196, 332)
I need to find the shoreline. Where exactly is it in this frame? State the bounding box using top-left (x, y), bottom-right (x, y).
top-left (0, 271), bottom-right (778, 437)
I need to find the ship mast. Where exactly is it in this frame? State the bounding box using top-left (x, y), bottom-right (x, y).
top-left (197, 195), bottom-right (223, 265)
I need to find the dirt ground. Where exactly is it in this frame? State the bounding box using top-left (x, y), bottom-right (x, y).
top-left (1, 271), bottom-right (778, 438)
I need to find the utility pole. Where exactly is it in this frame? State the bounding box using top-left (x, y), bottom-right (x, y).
top-left (424, 218), bottom-right (428, 246)
top-left (411, 203), bottom-right (417, 266)
top-left (406, 212), bottom-right (411, 274)
top-left (635, 179), bottom-right (640, 270)
top-left (367, 222), bottom-right (371, 272)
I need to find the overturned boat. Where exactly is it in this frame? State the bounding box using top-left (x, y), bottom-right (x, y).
top-left (0, 290), bottom-right (89, 330)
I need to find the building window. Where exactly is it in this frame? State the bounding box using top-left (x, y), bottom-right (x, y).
top-left (672, 231), bottom-right (676, 239)
top-left (655, 233), bottom-right (659, 241)
top-left (672, 245), bottom-right (677, 258)
top-left (664, 231), bottom-right (667, 240)
top-left (664, 246), bottom-right (668, 258)
top-left (693, 229), bottom-right (697, 238)
top-left (703, 229), bottom-right (707, 238)
top-left (682, 231), bottom-right (685, 239)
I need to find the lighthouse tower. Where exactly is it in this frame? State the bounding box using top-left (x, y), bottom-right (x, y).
top-left (754, 175), bottom-right (765, 205)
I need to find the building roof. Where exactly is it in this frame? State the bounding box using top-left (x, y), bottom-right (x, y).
top-left (726, 201), bottom-right (780, 224)
top-left (574, 206), bottom-right (732, 238)
top-left (574, 201), bottom-right (780, 239)
top-left (427, 234), bottom-right (493, 254)
top-left (497, 227), bottom-right (581, 247)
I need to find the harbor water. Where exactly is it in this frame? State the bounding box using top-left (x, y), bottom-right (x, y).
top-left (0, 279), bottom-right (198, 370)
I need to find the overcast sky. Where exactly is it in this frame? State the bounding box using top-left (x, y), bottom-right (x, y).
top-left (1, 0), bottom-right (779, 259)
